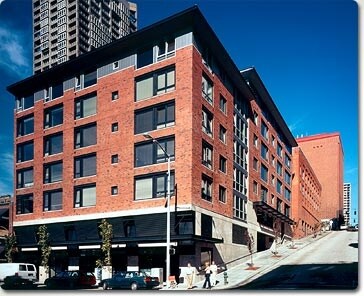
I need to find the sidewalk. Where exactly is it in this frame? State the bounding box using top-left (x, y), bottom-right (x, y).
top-left (162, 231), bottom-right (331, 291)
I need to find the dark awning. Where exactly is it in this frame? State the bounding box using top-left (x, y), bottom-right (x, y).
top-left (253, 201), bottom-right (294, 225)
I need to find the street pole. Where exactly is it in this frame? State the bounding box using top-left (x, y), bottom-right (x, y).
top-left (143, 133), bottom-right (171, 288)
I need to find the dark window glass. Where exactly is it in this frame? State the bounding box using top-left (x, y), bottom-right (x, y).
top-left (220, 95), bottom-right (227, 114)
top-left (52, 82), bottom-right (64, 99)
top-left (17, 141), bottom-right (34, 162)
top-left (75, 93), bottom-right (97, 119)
top-left (111, 122), bottom-right (118, 132)
top-left (135, 171), bottom-right (175, 200)
top-left (135, 137), bottom-right (175, 167)
top-left (201, 175), bottom-right (212, 202)
top-left (44, 133), bottom-right (63, 156)
top-left (44, 104), bottom-right (63, 128)
top-left (17, 115), bottom-right (34, 136)
top-left (74, 183), bottom-right (96, 207)
top-left (219, 156), bottom-right (227, 173)
top-left (44, 161), bottom-right (63, 183)
top-left (74, 123), bottom-right (97, 148)
top-left (137, 48), bottom-right (153, 68)
top-left (232, 224), bottom-right (247, 245)
top-left (64, 225), bottom-right (77, 241)
top-left (44, 190), bottom-right (62, 211)
top-left (84, 69), bottom-right (97, 88)
top-left (261, 164), bottom-right (268, 182)
top-left (23, 94), bottom-right (34, 109)
top-left (16, 194), bottom-right (33, 214)
top-left (16, 167), bottom-right (34, 189)
top-left (177, 213), bottom-right (194, 235)
top-left (201, 214), bottom-right (212, 238)
top-left (74, 153), bottom-right (96, 178)
top-left (111, 154), bottom-right (118, 164)
top-left (219, 186), bottom-right (226, 203)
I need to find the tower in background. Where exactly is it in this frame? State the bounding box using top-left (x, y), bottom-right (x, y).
top-left (343, 183), bottom-right (351, 226)
top-left (296, 133), bottom-right (344, 224)
top-left (33, 0), bottom-right (137, 74)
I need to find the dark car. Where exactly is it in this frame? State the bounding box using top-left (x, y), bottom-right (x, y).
top-left (100, 271), bottom-right (160, 290)
top-left (44, 270), bottom-right (96, 289)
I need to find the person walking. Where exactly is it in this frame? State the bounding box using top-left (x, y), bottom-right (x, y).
top-left (185, 262), bottom-right (194, 289)
top-left (210, 260), bottom-right (218, 286)
top-left (202, 261), bottom-right (211, 289)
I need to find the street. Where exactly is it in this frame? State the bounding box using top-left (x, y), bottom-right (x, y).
top-left (237, 230), bottom-right (358, 290)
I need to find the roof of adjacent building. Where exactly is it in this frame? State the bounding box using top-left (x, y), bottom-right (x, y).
top-left (295, 132), bottom-right (341, 143)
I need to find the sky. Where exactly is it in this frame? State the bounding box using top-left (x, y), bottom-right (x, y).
top-left (0, 0), bottom-right (359, 223)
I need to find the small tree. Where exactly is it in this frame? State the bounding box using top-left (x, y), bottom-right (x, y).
top-left (4, 233), bottom-right (17, 263)
top-left (37, 225), bottom-right (52, 271)
top-left (271, 219), bottom-right (280, 256)
top-left (96, 219), bottom-right (113, 268)
top-left (246, 231), bottom-right (255, 267)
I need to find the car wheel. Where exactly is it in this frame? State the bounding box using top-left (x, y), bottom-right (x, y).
top-left (103, 282), bottom-right (109, 290)
top-left (130, 282), bottom-right (138, 290)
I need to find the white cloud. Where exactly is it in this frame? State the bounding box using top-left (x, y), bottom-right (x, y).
top-left (0, 25), bottom-right (31, 78)
top-left (0, 0), bottom-right (5, 6)
top-left (0, 151), bottom-right (13, 195)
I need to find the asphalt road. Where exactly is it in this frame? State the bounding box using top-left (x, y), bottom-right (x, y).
top-left (237, 231), bottom-right (359, 290)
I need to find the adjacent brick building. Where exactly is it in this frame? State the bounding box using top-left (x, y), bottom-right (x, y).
top-left (8, 7), bottom-right (296, 281)
top-left (296, 133), bottom-right (344, 223)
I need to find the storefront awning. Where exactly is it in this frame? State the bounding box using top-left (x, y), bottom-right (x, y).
top-left (253, 201), bottom-right (295, 225)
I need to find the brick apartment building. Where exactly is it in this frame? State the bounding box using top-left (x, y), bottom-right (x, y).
top-left (296, 133), bottom-right (344, 224)
top-left (7, 7), bottom-right (296, 280)
top-left (291, 147), bottom-right (321, 238)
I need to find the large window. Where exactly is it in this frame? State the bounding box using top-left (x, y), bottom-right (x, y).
top-left (16, 194), bottom-right (33, 214)
top-left (44, 104), bottom-right (63, 128)
top-left (202, 108), bottom-right (213, 137)
top-left (17, 141), bottom-right (34, 162)
top-left (232, 224), bottom-right (248, 245)
top-left (135, 137), bottom-right (175, 167)
top-left (137, 48), bottom-right (153, 68)
top-left (202, 75), bottom-right (213, 104)
top-left (276, 180), bottom-right (282, 194)
top-left (202, 141), bottom-right (213, 169)
top-left (44, 189), bottom-right (62, 211)
top-left (135, 67), bottom-right (175, 101)
top-left (74, 123), bottom-right (97, 148)
top-left (261, 185), bottom-right (268, 202)
top-left (51, 82), bottom-right (64, 100)
top-left (201, 175), bottom-right (212, 202)
top-left (16, 167), bottom-right (34, 189)
top-left (233, 140), bottom-right (248, 170)
top-left (219, 185), bottom-right (226, 203)
top-left (74, 183), bottom-right (96, 208)
top-left (44, 133), bottom-right (63, 156)
top-left (157, 39), bottom-right (175, 61)
top-left (135, 101), bottom-right (175, 134)
top-left (285, 171), bottom-right (291, 185)
top-left (233, 194), bottom-right (247, 220)
top-left (284, 187), bottom-right (291, 201)
top-left (135, 171), bottom-right (175, 200)
top-left (261, 143), bottom-right (268, 160)
top-left (44, 161), bottom-right (63, 183)
top-left (16, 94), bottom-right (34, 111)
top-left (260, 164), bottom-right (268, 182)
top-left (83, 69), bottom-right (97, 88)
top-left (261, 121), bottom-right (268, 140)
top-left (233, 168), bottom-right (247, 195)
top-left (74, 153), bottom-right (96, 178)
top-left (75, 93), bottom-right (97, 119)
top-left (17, 115), bottom-right (34, 136)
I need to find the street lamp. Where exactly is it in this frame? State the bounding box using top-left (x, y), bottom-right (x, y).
top-left (143, 132), bottom-right (171, 288)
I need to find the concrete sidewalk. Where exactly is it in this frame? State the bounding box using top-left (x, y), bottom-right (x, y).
top-left (162, 231), bottom-right (332, 291)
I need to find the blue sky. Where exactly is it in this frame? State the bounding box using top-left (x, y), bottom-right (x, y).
top-left (0, 0), bottom-right (358, 223)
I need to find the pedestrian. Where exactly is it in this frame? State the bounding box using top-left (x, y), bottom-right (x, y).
top-left (210, 260), bottom-right (218, 286)
top-left (202, 261), bottom-right (211, 289)
top-left (185, 262), bottom-right (194, 289)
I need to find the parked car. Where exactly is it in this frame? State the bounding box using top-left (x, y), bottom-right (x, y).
top-left (0, 263), bottom-right (37, 283)
top-left (44, 270), bottom-right (96, 289)
top-left (347, 225), bottom-right (358, 232)
top-left (100, 271), bottom-right (160, 290)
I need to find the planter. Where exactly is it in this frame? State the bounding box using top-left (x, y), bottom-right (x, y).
top-left (38, 266), bottom-right (49, 284)
top-left (101, 266), bottom-right (112, 280)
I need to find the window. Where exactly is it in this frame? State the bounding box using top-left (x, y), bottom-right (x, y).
top-left (253, 111), bottom-right (258, 125)
top-left (44, 161), bottom-right (63, 183)
top-left (74, 153), bottom-right (96, 178)
top-left (285, 171), bottom-right (291, 185)
top-left (233, 140), bottom-right (248, 170)
top-left (253, 134), bottom-right (258, 147)
top-left (233, 195), bottom-right (247, 220)
top-left (74, 183), bottom-right (96, 208)
top-left (253, 181), bottom-right (258, 194)
top-left (16, 194), bottom-right (33, 214)
top-left (253, 158), bottom-right (258, 171)
top-left (137, 47), bottom-right (153, 68)
top-left (202, 75), bottom-right (213, 104)
top-left (17, 115), bottom-right (34, 136)
top-left (112, 91), bottom-right (119, 101)
top-left (84, 69), bottom-right (97, 88)
top-left (111, 122), bottom-right (118, 132)
top-left (111, 154), bottom-right (118, 164)
top-left (17, 141), bottom-right (34, 162)
top-left (285, 154), bottom-right (291, 169)
top-left (219, 94), bottom-right (227, 114)
top-left (17, 167), bottom-right (34, 189)
top-left (261, 121), bottom-right (268, 140)
top-left (51, 82), bottom-right (63, 100)
top-left (261, 164), bottom-right (268, 182)
top-left (219, 185), bottom-right (226, 203)
top-left (135, 67), bottom-right (175, 101)
top-left (202, 141), bottom-right (213, 169)
top-left (135, 171), bottom-right (175, 200)
top-left (44, 189), bottom-right (62, 211)
top-left (219, 155), bottom-right (227, 173)
top-left (157, 39), bottom-right (175, 61)
top-left (276, 180), bottom-right (282, 194)
top-left (75, 93), bottom-right (97, 119)
top-left (232, 224), bottom-right (248, 245)
top-left (44, 104), bottom-right (63, 128)
top-left (16, 94), bottom-right (34, 111)
top-left (135, 101), bottom-right (175, 134)
top-left (219, 125), bottom-right (226, 144)
top-left (276, 161), bottom-right (283, 176)
top-left (284, 187), bottom-right (291, 201)
top-left (233, 168), bottom-right (247, 195)
top-left (277, 198), bottom-right (282, 212)
top-left (201, 175), bottom-right (212, 202)
top-left (271, 135), bottom-right (276, 147)
top-left (113, 61), bottom-right (119, 69)
top-left (74, 123), bottom-right (97, 148)
top-left (202, 108), bottom-right (213, 136)
top-left (277, 143), bottom-right (283, 158)
top-left (135, 137), bottom-right (175, 167)
top-left (44, 133), bottom-right (63, 156)
top-left (261, 185), bottom-right (268, 202)
top-left (261, 143), bottom-right (268, 160)
top-left (111, 186), bottom-right (118, 195)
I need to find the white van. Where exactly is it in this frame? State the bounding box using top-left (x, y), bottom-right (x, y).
top-left (0, 263), bottom-right (37, 282)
